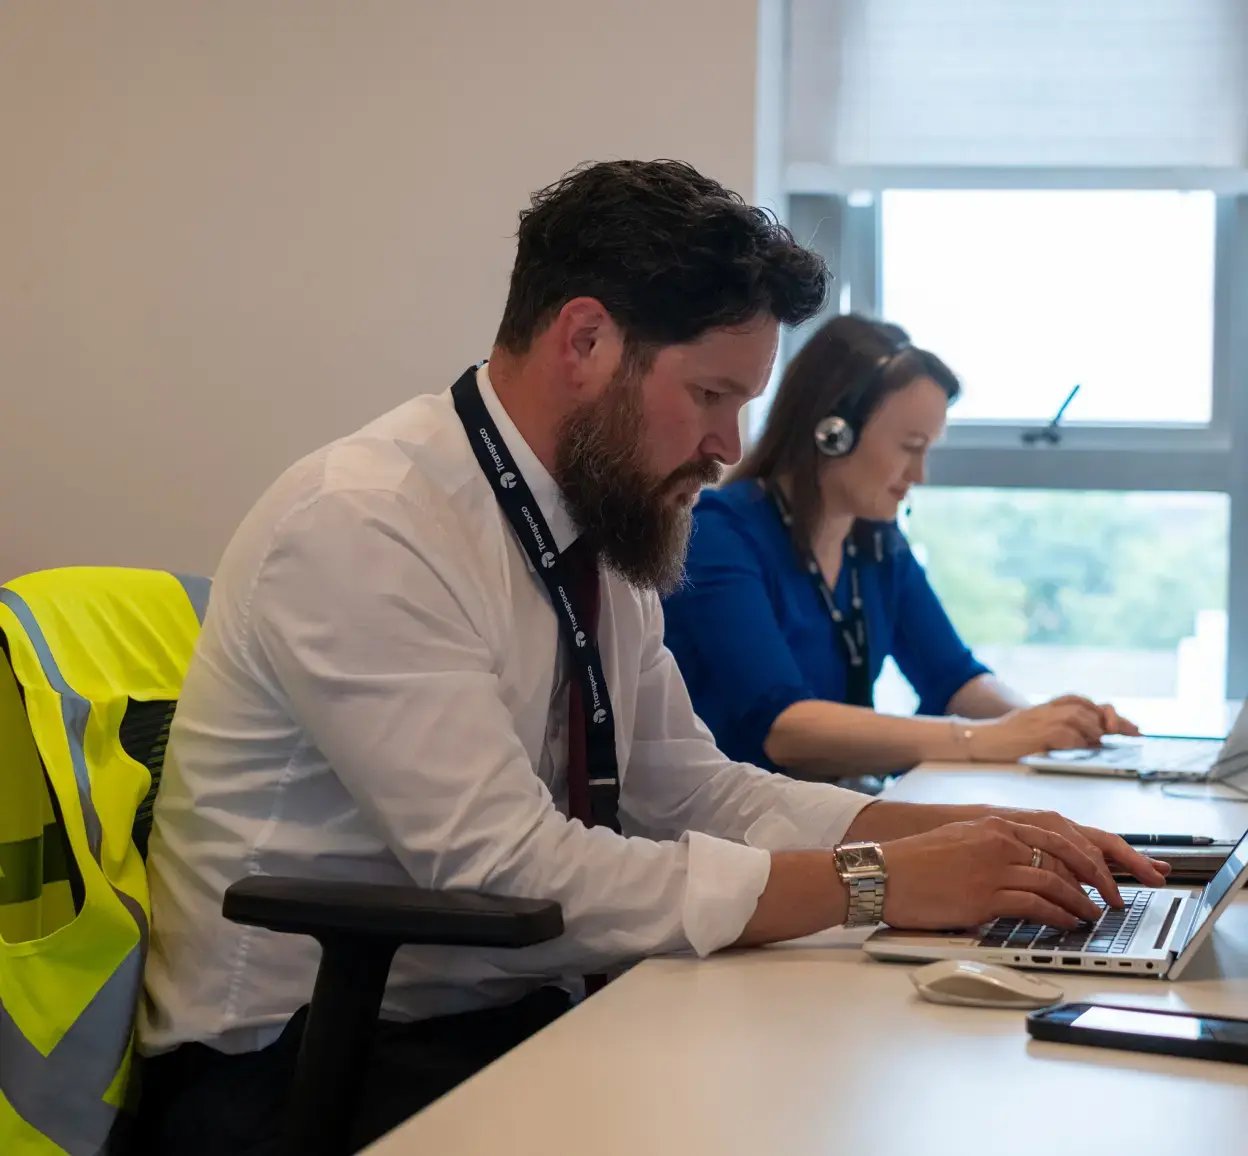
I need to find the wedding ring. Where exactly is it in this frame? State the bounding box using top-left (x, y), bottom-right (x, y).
top-left (1030, 847), bottom-right (1044, 870)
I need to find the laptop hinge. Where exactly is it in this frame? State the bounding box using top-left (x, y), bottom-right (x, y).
top-left (1168, 895), bottom-right (1198, 954)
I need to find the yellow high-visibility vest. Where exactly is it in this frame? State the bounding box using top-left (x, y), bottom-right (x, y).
top-left (0, 567), bottom-right (208, 1155)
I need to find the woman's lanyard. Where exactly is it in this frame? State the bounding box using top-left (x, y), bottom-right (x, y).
top-left (451, 366), bottom-right (620, 831)
top-left (767, 484), bottom-right (874, 708)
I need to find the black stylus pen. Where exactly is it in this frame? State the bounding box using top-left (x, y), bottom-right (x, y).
top-left (1118, 834), bottom-right (1216, 846)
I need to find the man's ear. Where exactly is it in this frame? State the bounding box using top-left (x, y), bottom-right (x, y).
top-left (557, 297), bottom-right (609, 354)
top-left (568, 310), bottom-right (599, 360)
top-left (554, 297), bottom-right (623, 391)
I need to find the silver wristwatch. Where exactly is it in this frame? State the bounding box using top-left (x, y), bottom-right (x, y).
top-left (833, 841), bottom-right (888, 927)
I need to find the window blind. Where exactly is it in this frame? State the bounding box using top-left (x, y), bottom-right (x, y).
top-left (787, 0), bottom-right (1248, 181)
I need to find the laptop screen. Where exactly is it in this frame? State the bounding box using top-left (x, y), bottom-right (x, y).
top-left (1211, 699), bottom-right (1248, 779)
top-left (1190, 833), bottom-right (1248, 933)
top-left (1170, 828), bottom-right (1248, 976)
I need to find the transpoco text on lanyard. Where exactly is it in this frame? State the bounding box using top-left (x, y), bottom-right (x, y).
top-left (451, 366), bottom-right (621, 831)
top-left (766, 482), bottom-right (876, 709)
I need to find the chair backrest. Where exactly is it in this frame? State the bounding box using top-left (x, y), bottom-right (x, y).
top-left (0, 567), bottom-right (210, 1154)
top-left (120, 698), bottom-right (179, 859)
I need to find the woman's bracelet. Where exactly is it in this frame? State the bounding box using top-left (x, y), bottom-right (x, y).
top-left (949, 717), bottom-right (976, 762)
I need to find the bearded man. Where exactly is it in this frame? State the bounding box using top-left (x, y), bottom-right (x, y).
top-left (139, 159), bottom-right (1163, 1154)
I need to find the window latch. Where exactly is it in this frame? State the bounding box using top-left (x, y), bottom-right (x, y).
top-left (1021, 383), bottom-right (1081, 446)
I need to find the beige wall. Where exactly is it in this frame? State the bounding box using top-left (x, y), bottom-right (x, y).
top-left (1, 1), bottom-right (763, 578)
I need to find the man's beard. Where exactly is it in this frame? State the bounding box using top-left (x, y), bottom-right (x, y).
top-left (553, 368), bottom-right (722, 595)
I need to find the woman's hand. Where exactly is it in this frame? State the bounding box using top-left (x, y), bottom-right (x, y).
top-left (966, 695), bottom-right (1139, 762)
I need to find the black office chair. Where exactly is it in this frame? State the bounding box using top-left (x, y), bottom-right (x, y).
top-left (222, 879), bottom-right (561, 1156)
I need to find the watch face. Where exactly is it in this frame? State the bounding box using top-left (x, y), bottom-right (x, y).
top-left (840, 843), bottom-right (885, 876)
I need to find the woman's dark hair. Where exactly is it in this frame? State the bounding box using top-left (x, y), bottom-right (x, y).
top-left (731, 313), bottom-right (960, 551)
top-left (495, 160), bottom-right (829, 358)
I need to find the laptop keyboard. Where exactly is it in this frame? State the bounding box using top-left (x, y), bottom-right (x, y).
top-left (975, 888), bottom-right (1151, 955)
top-left (1089, 739), bottom-right (1221, 773)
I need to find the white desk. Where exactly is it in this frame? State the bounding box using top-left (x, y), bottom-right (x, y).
top-left (367, 766), bottom-right (1248, 1156)
top-left (886, 759), bottom-right (1248, 842)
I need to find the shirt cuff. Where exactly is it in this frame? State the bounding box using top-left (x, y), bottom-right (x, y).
top-left (681, 830), bottom-right (772, 957)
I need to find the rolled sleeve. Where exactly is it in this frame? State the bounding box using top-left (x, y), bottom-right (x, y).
top-left (683, 831), bottom-right (772, 956)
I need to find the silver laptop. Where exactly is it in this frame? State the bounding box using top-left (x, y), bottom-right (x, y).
top-left (863, 826), bottom-right (1248, 979)
top-left (1021, 700), bottom-right (1248, 782)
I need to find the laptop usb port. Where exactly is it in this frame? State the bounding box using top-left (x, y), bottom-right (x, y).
top-left (1061, 957), bottom-right (1080, 965)
top-left (1032, 955), bottom-right (1052, 963)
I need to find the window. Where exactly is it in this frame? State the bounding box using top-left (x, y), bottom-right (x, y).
top-left (774, 0), bottom-right (1248, 704)
top-left (775, 190), bottom-right (1248, 701)
top-left (880, 190), bottom-right (1217, 425)
top-left (902, 488), bottom-right (1229, 733)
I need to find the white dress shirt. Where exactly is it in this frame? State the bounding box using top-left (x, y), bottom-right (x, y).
top-left (140, 365), bottom-right (873, 1056)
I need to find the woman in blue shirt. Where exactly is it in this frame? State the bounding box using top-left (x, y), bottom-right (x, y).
top-left (663, 314), bottom-right (1138, 779)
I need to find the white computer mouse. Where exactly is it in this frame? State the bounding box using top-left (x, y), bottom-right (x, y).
top-left (910, 959), bottom-right (1064, 1010)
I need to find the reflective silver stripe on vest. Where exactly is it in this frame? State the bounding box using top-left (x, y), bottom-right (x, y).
top-left (0, 588), bottom-right (103, 859)
top-left (0, 944), bottom-right (143, 1155)
top-left (172, 572), bottom-right (211, 624)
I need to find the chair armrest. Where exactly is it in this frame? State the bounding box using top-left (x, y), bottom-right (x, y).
top-left (222, 876), bottom-right (563, 947)
top-left (223, 877), bottom-right (564, 1156)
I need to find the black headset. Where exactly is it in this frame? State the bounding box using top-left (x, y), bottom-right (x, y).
top-left (813, 339), bottom-right (913, 459)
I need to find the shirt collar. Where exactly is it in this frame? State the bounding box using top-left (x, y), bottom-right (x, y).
top-left (476, 362), bottom-right (580, 554)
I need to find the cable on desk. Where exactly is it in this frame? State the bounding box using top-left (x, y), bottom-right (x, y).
top-left (1160, 750), bottom-right (1248, 804)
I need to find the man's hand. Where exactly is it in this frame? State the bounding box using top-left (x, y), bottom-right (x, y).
top-left (737, 805), bottom-right (1173, 948)
top-left (985, 807), bottom-right (1170, 898)
top-left (879, 814), bottom-right (1168, 932)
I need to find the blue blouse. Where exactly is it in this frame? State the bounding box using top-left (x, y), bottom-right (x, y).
top-left (662, 479), bottom-right (990, 772)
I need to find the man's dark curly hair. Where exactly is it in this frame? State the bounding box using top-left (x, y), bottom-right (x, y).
top-left (495, 159), bottom-right (828, 356)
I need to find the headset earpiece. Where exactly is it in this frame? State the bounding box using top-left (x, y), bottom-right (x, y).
top-left (813, 414), bottom-right (856, 458)
top-left (812, 335), bottom-right (912, 460)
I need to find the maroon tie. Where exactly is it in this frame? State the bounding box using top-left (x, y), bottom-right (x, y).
top-left (563, 538), bottom-right (601, 827)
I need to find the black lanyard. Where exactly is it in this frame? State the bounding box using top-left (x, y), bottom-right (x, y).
top-left (451, 367), bottom-right (620, 831)
top-left (767, 485), bottom-right (874, 709)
